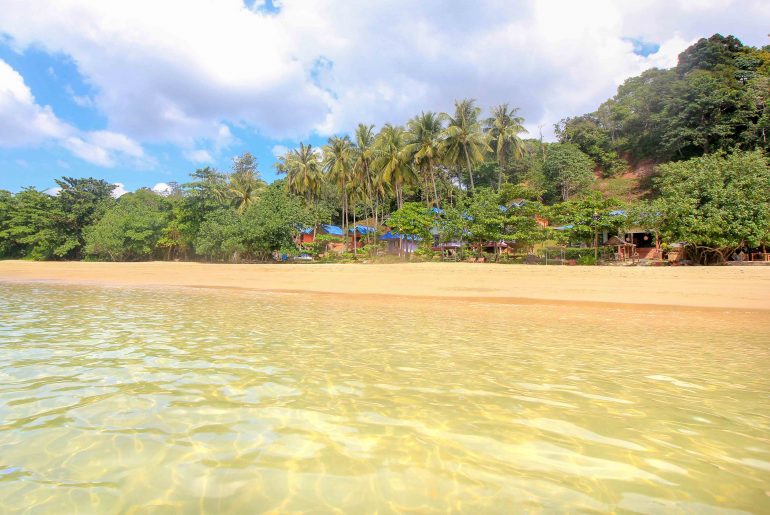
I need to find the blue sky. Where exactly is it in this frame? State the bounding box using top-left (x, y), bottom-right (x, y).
top-left (1, 0), bottom-right (768, 195)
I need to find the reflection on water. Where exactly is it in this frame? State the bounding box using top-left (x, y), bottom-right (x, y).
top-left (0, 283), bottom-right (769, 513)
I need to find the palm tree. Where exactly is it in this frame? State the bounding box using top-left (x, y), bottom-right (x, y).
top-left (442, 99), bottom-right (490, 191)
top-left (323, 135), bottom-right (355, 248)
top-left (353, 123), bottom-right (377, 226)
top-left (485, 104), bottom-right (528, 190)
top-left (373, 124), bottom-right (416, 210)
top-left (226, 169), bottom-right (266, 213)
top-left (406, 112), bottom-right (444, 208)
top-left (276, 143), bottom-right (322, 203)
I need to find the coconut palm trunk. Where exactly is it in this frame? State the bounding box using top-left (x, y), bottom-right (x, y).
top-left (464, 143), bottom-right (475, 190)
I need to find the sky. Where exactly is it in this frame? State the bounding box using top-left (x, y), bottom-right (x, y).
top-left (0, 0), bottom-right (768, 195)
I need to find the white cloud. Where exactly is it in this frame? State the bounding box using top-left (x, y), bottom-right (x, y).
top-left (151, 182), bottom-right (173, 195)
top-left (44, 186), bottom-right (61, 196)
top-left (0, 59), bottom-right (72, 145)
top-left (61, 130), bottom-right (145, 167)
top-left (0, 0), bottom-right (768, 147)
top-left (1, 58), bottom-right (147, 167)
top-left (183, 149), bottom-right (213, 163)
top-left (111, 182), bottom-right (129, 198)
top-left (271, 144), bottom-right (289, 157)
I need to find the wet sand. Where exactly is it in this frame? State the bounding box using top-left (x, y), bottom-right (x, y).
top-left (1, 260), bottom-right (768, 311)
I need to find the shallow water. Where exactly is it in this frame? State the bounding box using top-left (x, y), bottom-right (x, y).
top-left (0, 283), bottom-right (769, 513)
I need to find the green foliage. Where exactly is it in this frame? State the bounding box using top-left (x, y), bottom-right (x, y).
top-left (505, 200), bottom-right (548, 250)
top-left (0, 190), bottom-right (15, 258)
top-left (556, 115), bottom-right (626, 176)
top-left (547, 192), bottom-right (624, 243)
top-left (543, 143), bottom-right (595, 201)
top-left (194, 209), bottom-right (243, 261)
top-left (239, 184), bottom-right (310, 259)
top-left (84, 189), bottom-right (170, 261)
top-left (193, 183), bottom-right (310, 262)
top-left (566, 34), bottom-right (770, 163)
top-left (653, 150), bottom-right (770, 260)
top-left (55, 177), bottom-right (116, 258)
top-left (387, 202), bottom-right (433, 240)
top-left (5, 188), bottom-right (71, 260)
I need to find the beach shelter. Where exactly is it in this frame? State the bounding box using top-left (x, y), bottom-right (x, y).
top-left (380, 231), bottom-right (421, 254)
top-left (300, 224), bottom-right (344, 244)
top-left (604, 235), bottom-right (637, 262)
top-left (349, 225), bottom-right (377, 249)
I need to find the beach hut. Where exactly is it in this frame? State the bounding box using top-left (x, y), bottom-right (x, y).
top-left (299, 225), bottom-right (345, 254)
top-left (380, 231), bottom-right (421, 254)
top-left (604, 235), bottom-right (637, 263)
top-left (432, 242), bottom-right (464, 260)
top-left (300, 224), bottom-right (344, 244)
top-left (349, 225), bottom-right (377, 249)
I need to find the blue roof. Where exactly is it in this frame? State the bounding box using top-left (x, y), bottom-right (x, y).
top-left (609, 210), bottom-right (626, 216)
top-left (350, 225), bottom-right (377, 235)
top-left (552, 224), bottom-right (574, 231)
top-left (301, 224), bottom-right (344, 236)
top-left (380, 231), bottom-right (422, 241)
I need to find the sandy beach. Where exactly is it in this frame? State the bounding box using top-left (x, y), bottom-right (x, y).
top-left (1, 260), bottom-right (768, 310)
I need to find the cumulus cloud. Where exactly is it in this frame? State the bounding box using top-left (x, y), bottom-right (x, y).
top-left (111, 182), bottom-right (129, 198)
top-left (1, 58), bottom-right (147, 166)
top-left (151, 182), bottom-right (173, 195)
top-left (0, 0), bottom-right (768, 147)
top-left (0, 59), bottom-right (71, 145)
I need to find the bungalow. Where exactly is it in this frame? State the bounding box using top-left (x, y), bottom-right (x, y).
top-left (380, 231), bottom-right (421, 254)
top-left (349, 225), bottom-right (377, 249)
top-left (299, 224), bottom-right (344, 244)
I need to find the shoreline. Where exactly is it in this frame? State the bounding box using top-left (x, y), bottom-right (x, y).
top-left (2, 260), bottom-right (769, 311)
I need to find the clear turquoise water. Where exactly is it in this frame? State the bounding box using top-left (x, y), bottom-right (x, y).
top-left (1, 283), bottom-right (769, 513)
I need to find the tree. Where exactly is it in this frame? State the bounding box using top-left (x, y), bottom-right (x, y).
top-left (654, 150), bottom-right (770, 263)
top-left (386, 202), bottom-right (433, 257)
top-left (323, 135), bottom-right (355, 248)
top-left (5, 188), bottom-right (69, 260)
top-left (463, 188), bottom-right (508, 258)
top-left (276, 143), bottom-right (323, 203)
top-left (406, 112), bottom-right (444, 208)
top-left (543, 143), bottom-right (595, 201)
top-left (194, 208), bottom-right (243, 262)
top-left (546, 192), bottom-right (624, 248)
top-left (555, 114), bottom-right (625, 176)
top-left (443, 99), bottom-right (489, 191)
top-left (225, 152), bottom-right (266, 213)
top-left (353, 123), bottom-right (378, 225)
top-left (84, 189), bottom-right (170, 261)
top-left (239, 184), bottom-right (311, 260)
top-left (505, 200), bottom-right (548, 253)
top-left (55, 177), bottom-right (116, 258)
top-left (486, 104), bottom-right (527, 190)
top-left (0, 190), bottom-right (15, 258)
top-left (374, 124), bottom-right (416, 209)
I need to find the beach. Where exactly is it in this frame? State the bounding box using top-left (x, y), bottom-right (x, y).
top-left (1, 260), bottom-right (768, 310)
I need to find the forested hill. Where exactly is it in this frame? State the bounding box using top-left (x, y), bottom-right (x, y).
top-left (556, 34), bottom-right (770, 176)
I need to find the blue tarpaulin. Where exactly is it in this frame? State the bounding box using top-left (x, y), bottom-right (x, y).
top-left (552, 224), bottom-right (574, 231)
top-left (301, 224), bottom-right (344, 236)
top-left (350, 225), bottom-right (377, 235)
top-left (380, 231), bottom-right (422, 241)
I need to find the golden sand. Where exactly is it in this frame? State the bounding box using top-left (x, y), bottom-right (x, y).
top-left (1, 260), bottom-right (768, 310)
